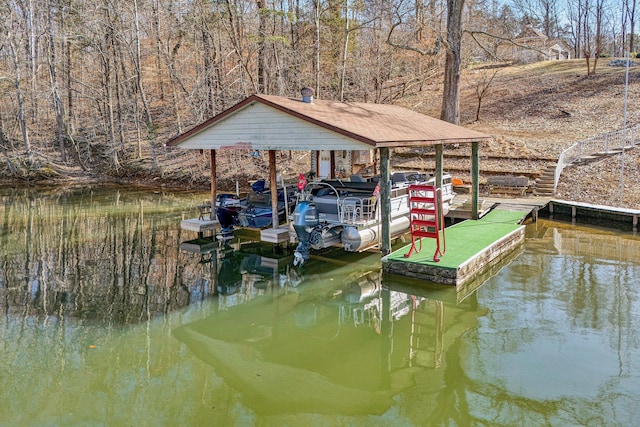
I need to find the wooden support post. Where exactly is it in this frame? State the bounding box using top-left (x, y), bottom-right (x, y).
top-left (435, 144), bottom-right (443, 189)
top-left (269, 150), bottom-right (279, 228)
top-left (380, 147), bottom-right (391, 255)
top-left (471, 141), bottom-right (480, 220)
top-left (330, 150), bottom-right (336, 178)
top-left (373, 150), bottom-right (379, 176)
top-left (210, 150), bottom-right (217, 220)
top-left (380, 287), bottom-right (391, 388)
top-left (312, 150), bottom-right (318, 177)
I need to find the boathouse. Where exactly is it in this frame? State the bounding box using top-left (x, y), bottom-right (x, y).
top-left (168, 90), bottom-right (491, 256)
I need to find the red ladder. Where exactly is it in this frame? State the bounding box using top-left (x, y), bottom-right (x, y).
top-left (403, 184), bottom-right (446, 261)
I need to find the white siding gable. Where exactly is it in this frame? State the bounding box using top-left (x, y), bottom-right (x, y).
top-left (178, 102), bottom-right (373, 151)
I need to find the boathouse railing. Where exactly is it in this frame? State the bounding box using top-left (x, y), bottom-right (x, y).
top-left (554, 126), bottom-right (638, 193)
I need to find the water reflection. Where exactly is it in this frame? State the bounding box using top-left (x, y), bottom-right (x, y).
top-left (1, 188), bottom-right (639, 425)
top-left (0, 187), bottom-right (212, 325)
top-left (461, 220), bottom-right (640, 426)
top-left (173, 247), bottom-right (483, 417)
top-left (171, 220), bottom-right (640, 424)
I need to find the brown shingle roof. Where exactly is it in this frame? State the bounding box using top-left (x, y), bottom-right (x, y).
top-left (168, 94), bottom-right (491, 149)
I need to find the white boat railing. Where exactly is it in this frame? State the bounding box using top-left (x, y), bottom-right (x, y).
top-left (339, 196), bottom-right (378, 224)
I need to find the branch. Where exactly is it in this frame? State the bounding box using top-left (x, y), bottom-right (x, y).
top-left (465, 29), bottom-right (552, 58)
top-left (387, 28), bottom-right (441, 55)
top-left (466, 31), bottom-right (503, 61)
top-left (385, 8), bottom-right (441, 55)
top-left (346, 17), bottom-right (379, 34)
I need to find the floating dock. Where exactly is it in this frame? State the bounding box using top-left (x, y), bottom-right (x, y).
top-left (382, 208), bottom-right (529, 287)
top-left (543, 199), bottom-right (640, 231)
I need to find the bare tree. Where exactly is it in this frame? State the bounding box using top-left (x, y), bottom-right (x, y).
top-left (223, 0), bottom-right (257, 95)
top-left (567, 0), bottom-right (585, 59)
top-left (472, 66), bottom-right (500, 122)
top-left (257, 0), bottom-right (268, 93)
top-left (313, 0), bottom-right (321, 96)
top-left (16, 0), bottom-right (40, 123)
top-left (0, 112), bottom-right (17, 174)
top-left (513, 0), bottom-right (561, 38)
top-left (441, 0), bottom-right (465, 124)
top-left (338, 0), bottom-right (378, 101)
top-left (625, 0), bottom-right (637, 54)
top-left (580, 0), bottom-right (606, 75)
top-left (46, 0), bottom-right (67, 162)
top-left (7, 33), bottom-right (33, 165)
top-left (132, 0), bottom-right (157, 163)
top-left (592, 0), bottom-right (605, 70)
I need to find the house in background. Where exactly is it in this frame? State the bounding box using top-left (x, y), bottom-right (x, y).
top-left (500, 26), bottom-right (572, 64)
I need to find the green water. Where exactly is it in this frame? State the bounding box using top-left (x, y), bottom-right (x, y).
top-left (0, 187), bottom-right (639, 426)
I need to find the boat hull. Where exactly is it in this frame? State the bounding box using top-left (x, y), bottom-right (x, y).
top-left (310, 224), bottom-right (343, 249)
top-left (341, 216), bottom-right (411, 252)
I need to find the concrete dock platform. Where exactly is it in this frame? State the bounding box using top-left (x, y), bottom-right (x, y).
top-left (383, 209), bottom-right (528, 287)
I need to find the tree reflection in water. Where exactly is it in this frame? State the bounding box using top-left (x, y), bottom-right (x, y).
top-left (0, 187), bottom-right (214, 324)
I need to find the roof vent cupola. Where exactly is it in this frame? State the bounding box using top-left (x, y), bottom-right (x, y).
top-left (301, 87), bottom-right (314, 103)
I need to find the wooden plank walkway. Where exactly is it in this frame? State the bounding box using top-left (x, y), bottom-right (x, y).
top-left (383, 207), bottom-right (530, 287)
top-left (446, 195), bottom-right (551, 221)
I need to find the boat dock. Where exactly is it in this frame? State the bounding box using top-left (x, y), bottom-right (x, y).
top-left (543, 199), bottom-right (640, 231)
top-left (181, 190), bottom-right (640, 289)
top-left (382, 199), bottom-right (549, 287)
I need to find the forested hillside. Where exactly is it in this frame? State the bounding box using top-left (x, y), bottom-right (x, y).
top-left (0, 0), bottom-right (635, 189)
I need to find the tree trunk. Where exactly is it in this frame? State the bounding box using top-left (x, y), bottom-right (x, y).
top-left (64, 3), bottom-right (74, 134)
top-left (108, 7), bottom-right (127, 151)
top-left (133, 0), bottom-right (157, 164)
top-left (592, 0), bottom-right (603, 75)
top-left (47, 0), bottom-right (67, 162)
top-left (257, 0), bottom-right (267, 93)
top-left (630, 0), bottom-right (637, 54)
top-left (133, 0), bottom-right (153, 128)
top-left (8, 39), bottom-right (33, 164)
top-left (314, 0), bottom-right (321, 96)
top-left (339, 0), bottom-right (349, 101)
top-left (27, 0), bottom-right (39, 123)
top-left (151, 0), bottom-right (165, 101)
top-left (441, 0), bottom-right (465, 125)
top-left (202, 29), bottom-right (215, 118)
top-left (0, 115), bottom-right (17, 174)
top-left (166, 39), bottom-right (184, 134)
top-left (100, 13), bottom-right (119, 171)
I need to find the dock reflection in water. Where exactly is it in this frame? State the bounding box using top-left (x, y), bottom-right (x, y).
top-left (175, 239), bottom-right (483, 417)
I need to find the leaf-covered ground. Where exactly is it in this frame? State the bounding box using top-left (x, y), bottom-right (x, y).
top-left (428, 59), bottom-right (640, 209)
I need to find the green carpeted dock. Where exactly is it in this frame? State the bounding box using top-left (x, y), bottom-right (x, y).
top-left (382, 209), bottom-right (527, 287)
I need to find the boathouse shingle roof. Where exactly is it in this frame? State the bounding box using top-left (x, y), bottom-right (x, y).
top-left (169, 94), bottom-right (491, 151)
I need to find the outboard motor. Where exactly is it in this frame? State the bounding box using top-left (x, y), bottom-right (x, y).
top-left (292, 200), bottom-right (319, 266)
